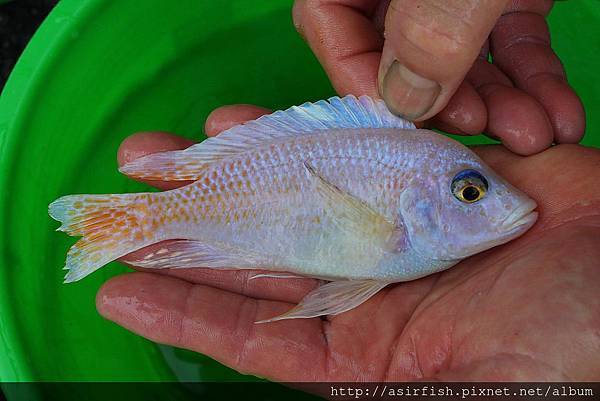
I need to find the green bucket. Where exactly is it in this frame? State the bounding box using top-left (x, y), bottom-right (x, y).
top-left (0, 0), bottom-right (598, 394)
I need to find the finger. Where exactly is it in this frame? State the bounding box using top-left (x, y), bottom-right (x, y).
top-left (205, 104), bottom-right (272, 137)
top-left (97, 272), bottom-right (328, 381)
top-left (479, 83), bottom-right (553, 155)
top-left (467, 59), bottom-right (553, 154)
top-left (117, 132), bottom-right (196, 190)
top-left (430, 80), bottom-right (487, 135)
top-left (379, 0), bottom-right (507, 120)
top-left (292, 0), bottom-right (382, 96)
top-left (490, 10), bottom-right (585, 143)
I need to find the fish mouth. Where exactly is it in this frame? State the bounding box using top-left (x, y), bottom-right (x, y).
top-left (500, 199), bottom-right (538, 233)
top-left (438, 199), bottom-right (539, 262)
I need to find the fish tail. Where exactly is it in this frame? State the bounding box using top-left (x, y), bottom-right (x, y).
top-left (49, 193), bottom-right (156, 282)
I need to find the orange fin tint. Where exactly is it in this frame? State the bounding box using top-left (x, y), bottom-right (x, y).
top-left (49, 193), bottom-right (155, 282)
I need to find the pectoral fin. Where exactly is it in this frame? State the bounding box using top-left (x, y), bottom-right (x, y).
top-left (304, 162), bottom-right (405, 252)
top-left (255, 280), bottom-right (389, 323)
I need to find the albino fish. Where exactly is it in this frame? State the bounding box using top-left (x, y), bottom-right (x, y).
top-left (49, 95), bottom-right (538, 322)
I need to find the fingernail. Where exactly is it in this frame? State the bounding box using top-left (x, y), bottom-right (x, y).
top-left (381, 61), bottom-right (441, 120)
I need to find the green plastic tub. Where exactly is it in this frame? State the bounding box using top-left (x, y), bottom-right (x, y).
top-left (0, 0), bottom-right (598, 395)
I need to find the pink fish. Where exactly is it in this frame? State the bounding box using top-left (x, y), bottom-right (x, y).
top-left (49, 95), bottom-right (537, 322)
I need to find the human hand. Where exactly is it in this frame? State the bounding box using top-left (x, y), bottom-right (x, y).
top-left (292, 0), bottom-right (586, 155)
top-left (97, 105), bottom-right (600, 382)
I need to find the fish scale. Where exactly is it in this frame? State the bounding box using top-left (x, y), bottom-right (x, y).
top-left (137, 130), bottom-right (444, 279)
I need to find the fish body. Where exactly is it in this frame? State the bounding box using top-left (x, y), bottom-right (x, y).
top-left (118, 129), bottom-right (457, 281)
top-left (50, 96), bottom-right (538, 322)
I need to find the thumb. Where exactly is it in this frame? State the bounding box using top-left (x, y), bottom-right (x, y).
top-left (378, 0), bottom-right (507, 121)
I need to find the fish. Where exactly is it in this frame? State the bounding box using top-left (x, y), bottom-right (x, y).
top-left (49, 95), bottom-right (538, 323)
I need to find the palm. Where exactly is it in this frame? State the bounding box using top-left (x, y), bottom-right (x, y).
top-left (319, 199), bottom-right (600, 381)
top-left (98, 135), bottom-right (600, 382)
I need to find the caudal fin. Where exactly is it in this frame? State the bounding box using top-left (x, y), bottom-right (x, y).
top-left (49, 193), bottom-right (153, 282)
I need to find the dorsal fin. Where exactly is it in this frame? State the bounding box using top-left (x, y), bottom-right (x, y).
top-left (119, 95), bottom-right (415, 181)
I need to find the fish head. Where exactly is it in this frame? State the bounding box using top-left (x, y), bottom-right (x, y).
top-left (399, 146), bottom-right (538, 263)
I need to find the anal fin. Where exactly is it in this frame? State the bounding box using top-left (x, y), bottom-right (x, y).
top-left (122, 240), bottom-right (263, 270)
top-left (256, 279), bottom-right (389, 323)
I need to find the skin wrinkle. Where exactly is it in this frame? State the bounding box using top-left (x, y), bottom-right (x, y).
top-left (415, 250), bottom-right (492, 310)
top-left (418, 0), bottom-right (478, 31)
top-left (411, 262), bottom-right (481, 316)
top-left (324, 293), bottom-right (393, 379)
top-left (533, 210), bottom-right (600, 244)
top-left (504, 352), bottom-right (573, 381)
top-left (504, 3), bottom-right (553, 17)
top-left (383, 274), bottom-right (440, 380)
top-left (232, 296), bottom-right (259, 374)
top-left (448, 222), bottom-right (599, 380)
top-left (451, 352), bottom-right (571, 381)
top-left (365, 294), bottom-right (398, 378)
top-left (337, 49), bottom-right (381, 64)
top-left (499, 33), bottom-right (550, 52)
top-left (176, 282), bottom-right (195, 348)
top-left (444, 305), bottom-right (456, 376)
top-left (417, 236), bottom-right (571, 380)
top-left (321, 1), bottom-right (378, 18)
top-left (341, 321), bottom-right (375, 380)
top-left (410, 290), bottom-right (458, 376)
top-left (388, 6), bottom-right (473, 62)
top-left (495, 46), bottom-right (566, 84)
top-left (496, 10), bottom-right (551, 33)
top-left (411, 334), bottom-right (425, 379)
top-left (382, 332), bottom-right (400, 380)
top-left (448, 259), bottom-right (513, 362)
top-left (324, 323), bottom-right (354, 379)
top-left (345, 321), bottom-right (370, 374)
top-left (319, 320), bottom-right (332, 378)
top-left (491, 13), bottom-right (567, 87)
top-left (525, 70), bottom-right (566, 86)
top-left (309, 3), bottom-right (381, 55)
top-left (369, 291), bottom-right (400, 379)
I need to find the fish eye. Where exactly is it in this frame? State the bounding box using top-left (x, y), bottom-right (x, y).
top-left (451, 170), bottom-right (488, 204)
